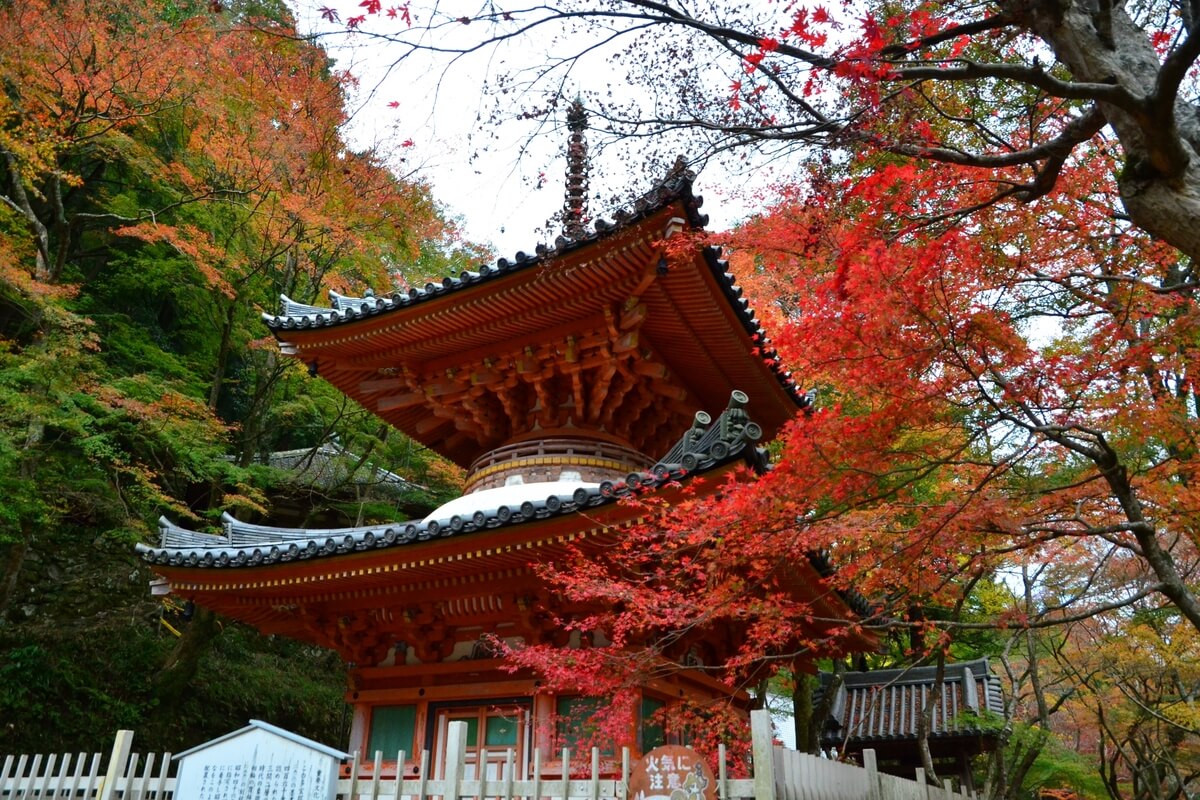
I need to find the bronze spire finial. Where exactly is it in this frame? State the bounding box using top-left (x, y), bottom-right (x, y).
top-left (562, 99), bottom-right (589, 239)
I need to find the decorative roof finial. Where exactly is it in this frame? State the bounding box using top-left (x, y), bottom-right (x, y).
top-left (666, 154), bottom-right (692, 182)
top-left (562, 99), bottom-right (590, 239)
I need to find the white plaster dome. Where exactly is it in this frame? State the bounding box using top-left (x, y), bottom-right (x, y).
top-left (421, 477), bottom-right (600, 525)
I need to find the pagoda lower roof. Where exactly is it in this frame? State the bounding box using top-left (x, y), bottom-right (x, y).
top-left (139, 394), bottom-right (770, 572)
top-left (137, 444), bottom-right (787, 648)
top-left (138, 420), bottom-right (868, 643)
top-left (262, 175), bottom-right (808, 467)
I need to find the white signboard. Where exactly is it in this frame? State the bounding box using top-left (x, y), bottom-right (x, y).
top-left (174, 720), bottom-right (349, 800)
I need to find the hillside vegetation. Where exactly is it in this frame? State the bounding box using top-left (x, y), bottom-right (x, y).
top-left (0, 0), bottom-right (468, 753)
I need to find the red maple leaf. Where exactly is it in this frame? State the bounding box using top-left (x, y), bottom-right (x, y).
top-left (347, 14), bottom-right (366, 27)
top-left (318, 6), bottom-right (339, 23)
top-left (387, 101), bottom-right (400, 108)
top-left (360, 0), bottom-right (381, 13)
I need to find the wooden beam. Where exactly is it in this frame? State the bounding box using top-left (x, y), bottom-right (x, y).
top-left (632, 360), bottom-right (669, 379)
top-left (648, 380), bottom-right (688, 401)
top-left (587, 362), bottom-right (618, 423)
top-left (360, 377), bottom-right (407, 393)
top-left (470, 368), bottom-right (504, 386)
top-left (597, 364), bottom-right (637, 430)
top-left (612, 329), bottom-right (639, 353)
top-left (494, 384), bottom-right (526, 430)
top-left (571, 371), bottom-right (586, 422)
top-left (378, 391), bottom-right (428, 412)
top-left (620, 302), bottom-right (647, 330)
top-left (443, 430), bottom-right (477, 454)
top-left (416, 416), bottom-right (454, 437)
top-left (613, 386), bottom-right (657, 443)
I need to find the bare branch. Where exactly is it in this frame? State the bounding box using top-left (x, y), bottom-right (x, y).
top-left (894, 60), bottom-right (1139, 108)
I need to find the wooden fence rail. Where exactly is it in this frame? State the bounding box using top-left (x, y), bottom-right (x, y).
top-left (1, 710), bottom-right (976, 800)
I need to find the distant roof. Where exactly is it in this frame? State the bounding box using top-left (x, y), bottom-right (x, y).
top-left (820, 659), bottom-right (1003, 747)
top-left (248, 441), bottom-right (418, 497)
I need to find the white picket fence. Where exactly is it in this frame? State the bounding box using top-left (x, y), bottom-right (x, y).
top-left (1, 710), bottom-right (977, 800)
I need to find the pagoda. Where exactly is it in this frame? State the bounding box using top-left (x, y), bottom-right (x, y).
top-left (138, 119), bottom-right (871, 775)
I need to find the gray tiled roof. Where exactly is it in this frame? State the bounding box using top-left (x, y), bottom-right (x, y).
top-left (245, 441), bottom-right (417, 496)
top-left (137, 392), bottom-right (769, 569)
top-left (820, 658), bottom-right (1004, 745)
top-left (261, 174), bottom-right (809, 410)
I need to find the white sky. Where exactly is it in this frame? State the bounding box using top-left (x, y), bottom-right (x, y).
top-left (289, 3), bottom-right (774, 256)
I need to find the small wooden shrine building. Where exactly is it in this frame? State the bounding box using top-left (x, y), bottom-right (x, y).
top-left (138, 151), bottom-right (871, 775)
top-left (819, 659), bottom-right (1003, 789)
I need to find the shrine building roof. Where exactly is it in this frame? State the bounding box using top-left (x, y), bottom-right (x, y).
top-left (819, 659), bottom-right (1004, 749)
top-left (247, 440), bottom-right (418, 497)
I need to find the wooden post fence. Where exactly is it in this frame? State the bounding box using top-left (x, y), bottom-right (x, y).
top-left (0, 709), bottom-right (981, 800)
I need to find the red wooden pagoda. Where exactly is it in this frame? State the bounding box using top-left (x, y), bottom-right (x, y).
top-left (138, 145), bottom-right (872, 774)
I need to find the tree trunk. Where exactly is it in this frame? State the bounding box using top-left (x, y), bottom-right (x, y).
top-left (0, 379), bottom-right (45, 618)
top-left (2, 149), bottom-right (53, 281)
top-left (916, 652), bottom-right (944, 785)
top-left (208, 297), bottom-right (238, 412)
top-left (792, 670), bottom-right (817, 754)
top-left (1021, 0), bottom-right (1200, 263)
top-left (812, 662), bottom-right (844, 757)
top-left (0, 520), bottom-right (34, 619)
top-left (154, 606), bottom-right (221, 707)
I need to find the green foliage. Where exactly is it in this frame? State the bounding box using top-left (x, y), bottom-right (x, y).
top-left (1019, 737), bottom-right (1110, 800)
top-left (0, 618), bottom-right (349, 753)
top-left (139, 624), bottom-right (350, 749)
top-left (0, 0), bottom-right (467, 754)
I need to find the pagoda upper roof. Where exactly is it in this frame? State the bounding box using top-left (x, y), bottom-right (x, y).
top-left (262, 174), bottom-right (809, 468)
top-left (264, 175), bottom-right (777, 347)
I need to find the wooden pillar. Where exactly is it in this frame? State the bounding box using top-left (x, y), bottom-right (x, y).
top-left (863, 749), bottom-right (882, 800)
top-left (960, 753), bottom-right (975, 795)
top-left (97, 730), bottom-right (133, 800)
top-left (444, 720), bottom-right (467, 800)
top-left (750, 709), bottom-right (776, 800)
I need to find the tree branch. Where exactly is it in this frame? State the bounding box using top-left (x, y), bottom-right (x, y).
top-left (894, 60), bottom-right (1139, 108)
top-left (881, 13), bottom-right (1014, 57)
top-left (886, 105), bottom-right (1106, 171)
